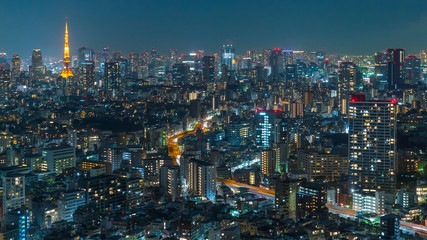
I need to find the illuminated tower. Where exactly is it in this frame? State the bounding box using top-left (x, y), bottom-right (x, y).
top-left (60, 20), bottom-right (74, 78)
top-left (348, 94), bottom-right (397, 193)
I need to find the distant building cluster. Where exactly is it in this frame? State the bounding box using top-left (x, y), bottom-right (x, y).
top-left (0, 21), bottom-right (425, 239)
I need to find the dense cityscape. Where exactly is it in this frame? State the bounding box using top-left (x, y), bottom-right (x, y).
top-left (0, 4), bottom-right (426, 239)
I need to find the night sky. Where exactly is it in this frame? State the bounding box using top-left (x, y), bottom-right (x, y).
top-left (1, 0), bottom-right (427, 57)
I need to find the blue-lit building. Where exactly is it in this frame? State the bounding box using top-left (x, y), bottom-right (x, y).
top-left (221, 41), bottom-right (235, 71)
top-left (255, 110), bottom-right (282, 148)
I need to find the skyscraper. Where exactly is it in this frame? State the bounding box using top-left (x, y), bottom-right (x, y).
top-left (11, 54), bottom-right (20, 77)
top-left (60, 20), bottom-right (74, 78)
top-left (261, 148), bottom-right (279, 177)
top-left (202, 56), bottom-right (215, 82)
top-left (221, 41), bottom-right (235, 71)
top-left (404, 55), bottom-right (421, 86)
top-left (386, 48), bottom-right (405, 89)
top-left (255, 110), bottom-right (281, 148)
top-left (77, 46), bottom-right (94, 68)
top-left (348, 94), bottom-right (397, 193)
top-left (104, 61), bottom-right (121, 94)
top-left (31, 49), bottom-right (43, 73)
top-left (275, 178), bottom-right (297, 220)
top-left (79, 60), bottom-right (95, 91)
top-left (338, 61), bottom-right (360, 115)
top-left (269, 48), bottom-right (283, 81)
top-left (374, 52), bottom-right (389, 90)
top-left (172, 63), bottom-right (190, 85)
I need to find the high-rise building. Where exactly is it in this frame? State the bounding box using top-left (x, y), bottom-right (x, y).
top-left (261, 148), bottom-right (279, 177)
top-left (283, 50), bottom-right (294, 67)
top-left (202, 56), bottom-right (215, 82)
top-left (275, 178), bottom-right (297, 221)
top-left (255, 110), bottom-right (282, 148)
top-left (79, 60), bottom-right (95, 91)
top-left (338, 61), bottom-right (359, 114)
top-left (404, 55), bottom-right (421, 86)
top-left (60, 20), bottom-right (74, 79)
top-left (189, 159), bottom-right (216, 201)
top-left (31, 49), bottom-right (43, 74)
top-left (78, 174), bottom-right (125, 213)
top-left (374, 52), bottom-right (389, 90)
top-left (160, 165), bottom-right (181, 201)
top-left (269, 48), bottom-right (283, 81)
top-left (42, 146), bottom-right (76, 174)
top-left (298, 149), bottom-right (348, 181)
top-left (104, 61), bottom-right (121, 93)
top-left (221, 41), bottom-right (235, 71)
top-left (77, 46), bottom-right (94, 68)
top-left (11, 54), bottom-right (20, 77)
top-left (348, 94), bottom-right (397, 193)
top-left (386, 48), bottom-right (405, 89)
top-left (172, 63), bottom-right (190, 85)
top-left (2, 174), bottom-right (26, 216)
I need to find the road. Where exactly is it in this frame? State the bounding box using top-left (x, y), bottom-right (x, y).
top-left (166, 118), bottom-right (427, 238)
top-left (167, 117), bottom-right (211, 165)
top-left (326, 204), bottom-right (427, 238)
top-left (216, 178), bottom-right (275, 198)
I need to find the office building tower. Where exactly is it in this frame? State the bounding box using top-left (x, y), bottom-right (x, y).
top-left (221, 41), bottom-right (235, 71)
top-left (275, 178), bottom-right (297, 221)
top-left (104, 61), bottom-right (121, 94)
top-left (172, 63), bottom-right (189, 85)
top-left (338, 61), bottom-right (359, 114)
top-left (2, 174), bottom-right (26, 215)
top-left (160, 165), bottom-right (181, 201)
top-left (261, 147), bottom-right (279, 177)
top-left (348, 94), bottom-right (397, 193)
top-left (77, 46), bottom-right (94, 68)
top-left (283, 50), bottom-right (294, 67)
top-left (255, 110), bottom-right (281, 148)
top-left (60, 20), bottom-right (74, 78)
top-left (202, 56), bottom-right (215, 82)
top-left (269, 48), bottom-right (283, 81)
top-left (189, 159), bottom-right (216, 201)
top-left (79, 60), bottom-right (95, 91)
top-left (386, 48), bottom-right (405, 89)
top-left (11, 54), bottom-right (20, 77)
top-left (374, 52), bottom-right (389, 90)
top-left (404, 55), bottom-right (421, 86)
top-left (380, 214), bottom-right (400, 239)
top-left (42, 146), bottom-right (76, 174)
top-left (31, 49), bottom-right (43, 74)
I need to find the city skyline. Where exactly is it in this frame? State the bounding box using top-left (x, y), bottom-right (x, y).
top-left (2, 0), bottom-right (427, 57)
